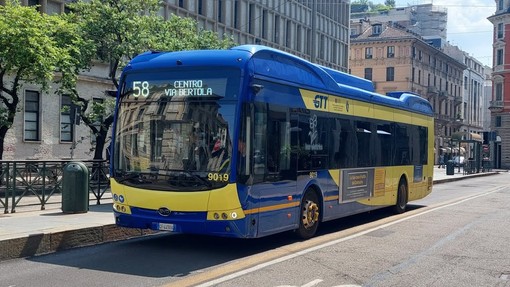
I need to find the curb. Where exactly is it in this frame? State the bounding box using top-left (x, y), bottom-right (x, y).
top-left (433, 171), bottom-right (500, 184)
top-left (0, 224), bottom-right (157, 261)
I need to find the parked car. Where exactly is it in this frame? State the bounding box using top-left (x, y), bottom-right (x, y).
top-left (453, 156), bottom-right (465, 167)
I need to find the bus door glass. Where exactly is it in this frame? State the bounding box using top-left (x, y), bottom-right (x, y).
top-left (250, 102), bottom-right (297, 235)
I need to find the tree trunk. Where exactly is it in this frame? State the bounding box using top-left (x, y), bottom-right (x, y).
top-left (0, 127), bottom-right (7, 160)
top-left (93, 130), bottom-right (106, 160)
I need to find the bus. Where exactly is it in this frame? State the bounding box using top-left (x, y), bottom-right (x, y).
top-left (110, 45), bottom-right (434, 239)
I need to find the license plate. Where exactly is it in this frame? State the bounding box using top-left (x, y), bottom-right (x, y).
top-left (158, 223), bottom-right (175, 231)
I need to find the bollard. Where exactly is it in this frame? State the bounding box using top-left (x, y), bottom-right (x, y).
top-left (446, 160), bottom-right (455, 175)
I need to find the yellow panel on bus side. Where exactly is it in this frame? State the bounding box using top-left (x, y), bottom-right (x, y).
top-left (351, 100), bottom-right (374, 118)
top-left (373, 105), bottom-right (394, 122)
top-left (411, 114), bottom-right (431, 127)
top-left (394, 110), bottom-right (412, 124)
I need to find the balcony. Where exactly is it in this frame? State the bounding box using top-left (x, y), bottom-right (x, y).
top-left (427, 86), bottom-right (438, 95)
top-left (489, 100), bottom-right (504, 112)
top-left (490, 100), bottom-right (504, 108)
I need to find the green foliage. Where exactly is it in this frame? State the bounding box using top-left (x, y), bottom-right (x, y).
top-left (351, 0), bottom-right (395, 13)
top-left (0, 0), bottom-right (62, 90)
top-left (0, 0), bottom-right (80, 158)
top-left (385, 0), bottom-right (396, 8)
top-left (59, 0), bottom-right (235, 159)
top-left (65, 0), bottom-right (235, 82)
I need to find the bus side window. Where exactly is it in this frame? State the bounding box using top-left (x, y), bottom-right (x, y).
top-left (267, 120), bottom-right (280, 173)
top-left (253, 103), bottom-right (267, 178)
top-left (394, 124), bottom-right (410, 165)
top-left (356, 121), bottom-right (372, 167)
top-left (266, 104), bottom-right (294, 180)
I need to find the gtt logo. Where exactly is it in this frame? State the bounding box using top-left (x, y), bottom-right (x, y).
top-left (313, 94), bottom-right (328, 109)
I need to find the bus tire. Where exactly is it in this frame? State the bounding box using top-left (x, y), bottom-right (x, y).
top-left (393, 179), bottom-right (408, 214)
top-left (297, 189), bottom-right (320, 239)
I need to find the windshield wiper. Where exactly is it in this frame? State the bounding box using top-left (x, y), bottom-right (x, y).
top-left (116, 172), bottom-right (153, 184)
top-left (165, 169), bottom-right (212, 188)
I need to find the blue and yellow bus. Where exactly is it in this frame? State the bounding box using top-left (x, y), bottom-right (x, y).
top-left (110, 45), bottom-right (434, 239)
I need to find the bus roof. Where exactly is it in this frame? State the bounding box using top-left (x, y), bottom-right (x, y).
top-left (124, 45), bottom-right (433, 116)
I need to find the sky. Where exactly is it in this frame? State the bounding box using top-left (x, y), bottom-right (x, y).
top-left (371, 0), bottom-right (496, 66)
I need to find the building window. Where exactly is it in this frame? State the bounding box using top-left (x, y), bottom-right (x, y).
top-left (499, 0), bottom-right (504, 10)
top-left (364, 68), bottom-right (372, 81)
top-left (24, 90), bottom-right (40, 141)
top-left (372, 24), bottom-right (382, 35)
top-left (198, 0), bottom-right (205, 15)
top-left (497, 49), bottom-right (504, 65)
top-left (234, 1), bottom-right (239, 29)
top-left (28, 0), bottom-right (40, 11)
top-left (178, 0), bottom-right (184, 8)
top-left (286, 19), bottom-right (292, 48)
top-left (217, 0), bottom-right (223, 22)
top-left (495, 116), bottom-right (502, 127)
top-left (496, 83), bottom-right (503, 101)
top-left (387, 46), bottom-right (395, 58)
top-left (248, 3), bottom-right (255, 34)
top-left (386, 67), bottom-right (395, 81)
top-left (498, 23), bottom-right (504, 39)
top-left (365, 47), bottom-right (373, 59)
top-left (60, 95), bottom-right (74, 142)
top-left (274, 15), bottom-right (280, 43)
top-left (262, 9), bottom-right (268, 39)
top-left (46, 0), bottom-right (62, 15)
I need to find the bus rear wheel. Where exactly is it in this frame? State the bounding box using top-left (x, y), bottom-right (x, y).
top-left (393, 179), bottom-right (408, 214)
top-left (297, 189), bottom-right (320, 239)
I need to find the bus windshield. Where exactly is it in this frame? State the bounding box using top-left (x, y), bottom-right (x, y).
top-left (113, 68), bottom-right (240, 191)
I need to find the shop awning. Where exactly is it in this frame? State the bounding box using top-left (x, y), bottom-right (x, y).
top-left (451, 131), bottom-right (482, 142)
top-left (470, 133), bottom-right (482, 142)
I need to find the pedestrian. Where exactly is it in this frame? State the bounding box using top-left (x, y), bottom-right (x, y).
top-left (439, 154), bottom-right (444, 168)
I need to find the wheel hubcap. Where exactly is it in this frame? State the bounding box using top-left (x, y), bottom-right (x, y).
top-left (302, 200), bottom-right (319, 229)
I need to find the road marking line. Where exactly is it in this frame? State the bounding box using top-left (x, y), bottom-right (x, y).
top-left (163, 184), bottom-right (509, 287)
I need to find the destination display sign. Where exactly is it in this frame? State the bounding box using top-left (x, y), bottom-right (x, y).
top-left (130, 80), bottom-right (216, 98)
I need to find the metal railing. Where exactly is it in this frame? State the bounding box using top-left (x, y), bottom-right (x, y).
top-left (0, 160), bottom-right (110, 213)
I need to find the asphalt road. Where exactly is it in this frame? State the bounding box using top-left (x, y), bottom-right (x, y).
top-left (1, 173), bottom-right (510, 287)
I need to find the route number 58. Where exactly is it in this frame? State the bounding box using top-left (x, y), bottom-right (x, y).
top-left (132, 81), bottom-right (150, 98)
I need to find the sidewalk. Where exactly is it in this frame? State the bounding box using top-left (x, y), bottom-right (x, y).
top-left (0, 167), bottom-right (502, 261)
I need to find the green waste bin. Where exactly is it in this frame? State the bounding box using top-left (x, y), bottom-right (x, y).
top-left (62, 162), bottom-right (89, 213)
top-left (446, 160), bottom-right (455, 175)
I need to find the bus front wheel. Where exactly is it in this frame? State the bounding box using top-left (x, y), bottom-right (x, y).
top-left (297, 189), bottom-right (320, 239)
top-left (394, 179), bottom-right (408, 214)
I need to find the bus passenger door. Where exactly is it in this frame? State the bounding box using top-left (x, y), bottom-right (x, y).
top-left (250, 103), bottom-right (298, 237)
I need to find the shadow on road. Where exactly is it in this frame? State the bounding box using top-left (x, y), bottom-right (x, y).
top-left (28, 205), bottom-right (425, 278)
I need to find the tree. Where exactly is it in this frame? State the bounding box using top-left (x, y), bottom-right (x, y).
top-left (61, 0), bottom-right (235, 160)
top-left (351, 0), bottom-right (395, 13)
top-left (0, 1), bottom-right (80, 159)
top-left (385, 0), bottom-right (396, 8)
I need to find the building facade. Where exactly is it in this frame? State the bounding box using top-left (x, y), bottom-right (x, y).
top-left (488, 0), bottom-right (510, 169)
top-left (351, 4), bottom-right (448, 42)
top-left (161, 0), bottom-right (350, 71)
top-left (349, 21), bottom-right (466, 163)
top-left (1, 0), bottom-right (351, 160)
